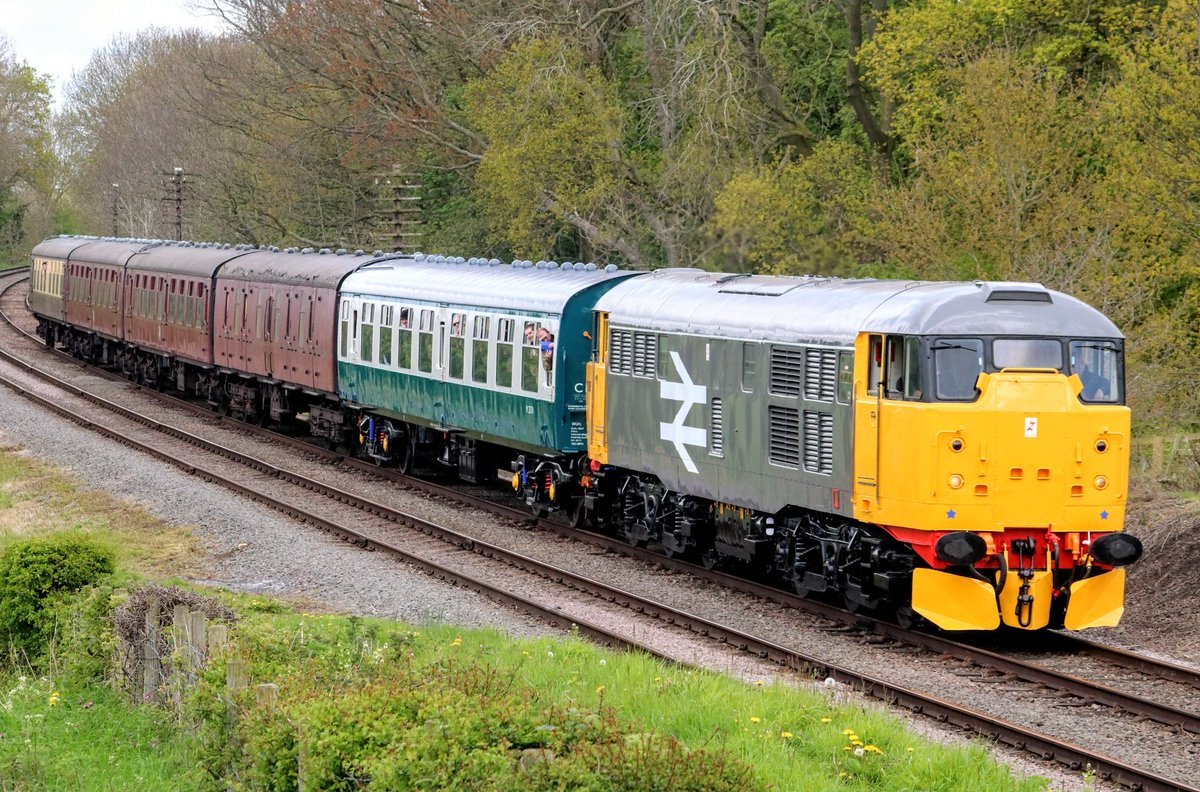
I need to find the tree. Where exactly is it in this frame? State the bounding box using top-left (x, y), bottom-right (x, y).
top-left (0, 33), bottom-right (53, 258)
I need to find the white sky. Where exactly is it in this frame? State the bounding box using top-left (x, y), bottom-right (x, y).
top-left (0, 0), bottom-right (228, 107)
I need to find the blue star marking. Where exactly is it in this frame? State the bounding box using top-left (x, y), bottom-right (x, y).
top-left (1100, 510), bottom-right (1109, 520)
top-left (947, 509), bottom-right (957, 519)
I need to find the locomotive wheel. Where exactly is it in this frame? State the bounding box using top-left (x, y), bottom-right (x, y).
top-left (565, 495), bottom-right (587, 529)
top-left (396, 431), bottom-right (415, 475)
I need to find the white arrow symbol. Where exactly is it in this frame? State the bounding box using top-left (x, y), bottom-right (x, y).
top-left (659, 351), bottom-right (707, 474)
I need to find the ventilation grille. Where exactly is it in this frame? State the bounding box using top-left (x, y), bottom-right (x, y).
top-left (804, 411), bottom-right (834, 475)
top-left (710, 398), bottom-right (724, 457)
top-left (769, 346), bottom-right (803, 396)
top-left (804, 349), bottom-right (838, 402)
top-left (610, 329), bottom-right (633, 374)
top-left (768, 406), bottom-right (801, 467)
top-left (632, 332), bottom-right (657, 377)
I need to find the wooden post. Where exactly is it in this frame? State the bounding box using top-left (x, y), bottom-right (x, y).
top-left (190, 612), bottom-right (208, 669)
top-left (255, 683), bottom-right (279, 711)
top-left (208, 624), bottom-right (228, 657)
top-left (1152, 436), bottom-right (1164, 478)
top-left (142, 600), bottom-right (161, 704)
top-left (226, 658), bottom-right (250, 697)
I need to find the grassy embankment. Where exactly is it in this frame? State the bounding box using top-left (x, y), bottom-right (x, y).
top-left (0, 444), bottom-right (1052, 790)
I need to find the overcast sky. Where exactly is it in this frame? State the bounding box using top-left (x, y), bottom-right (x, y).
top-left (0, 0), bottom-right (228, 107)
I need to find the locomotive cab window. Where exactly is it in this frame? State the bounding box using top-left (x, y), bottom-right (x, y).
top-left (933, 338), bottom-right (984, 401)
top-left (1070, 340), bottom-right (1122, 404)
top-left (994, 338), bottom-right (1063, 370)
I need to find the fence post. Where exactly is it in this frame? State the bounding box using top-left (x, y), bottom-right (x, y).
top-left (1152, 436), bottom-right (1164, 478)
top-left (208, 624), bottom-right (228, 658)
top-left (255, 682), bottom-right (279, 710)
top-left (142, 600), bottom-right (161, 704)
top-left (190, 611), bottom-right (208, 670)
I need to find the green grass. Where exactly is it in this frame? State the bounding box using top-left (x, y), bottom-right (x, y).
top-left (214, 607), bottom-right (1050, 791)
top-left (0, 675), bottom-right (201, 790)
top-left (0, 446), bottom-right (1054, 791)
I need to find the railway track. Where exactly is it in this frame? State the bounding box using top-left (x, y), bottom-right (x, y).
top-left (2, 268), bottom-right (1197, 791)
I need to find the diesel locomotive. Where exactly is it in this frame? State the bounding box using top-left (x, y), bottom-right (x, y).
top-left (28, 236), bottom-right (1143, 632)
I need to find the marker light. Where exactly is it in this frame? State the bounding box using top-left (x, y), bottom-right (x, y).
top-left (948, 474), bottom-right (964, 489)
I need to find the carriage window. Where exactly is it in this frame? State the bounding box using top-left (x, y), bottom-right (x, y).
top-left (1070, 340), bottom-right (1121, 404)
top-left (521, 321), bottom-right (541, 392)
top-left (933, 338), bottom-right (984, 401)
top-left (448, 312), bottom-right (466, 379)
top-left (472, 316), bottom-right (490, 383)
top-left (380, 323), bottom-right (393, 367)
top-left (396, 307), bottom-right (412, 369)
top-left (994, 338), bottom-right (1063, 370)
top-left (361, 319), bottom-right (374, 363)
top-left (496, 318), bottom-right (515, 388)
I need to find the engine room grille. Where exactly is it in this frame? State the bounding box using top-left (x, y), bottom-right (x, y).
top-left (710, 398), bottom-right (724, 457)
top-left (631, 332), bottom-right (657, 377)
top-left (769, 346), bottom-right (803, 396)
top-left (803, 410), bottom-right (834, 475)
top-left (768, 406), bottom-right (801, 467)
top-left (610, 329), bottom-right (633, 374)
top-left (804, 349), bottom-right (838, 402)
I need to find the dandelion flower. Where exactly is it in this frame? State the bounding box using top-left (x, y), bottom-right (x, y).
top-left (907, 747), bottom-right (914, 753)
top-left (842, 728), bottom-right (855, 735)
top-left (753, 679), bottom-right (765, 686)
top-left (780, 731), bottom-right (793, 738)
top-left (820, 717), bottom-right (832, 723)
top-left (865, 744), bottom-right (883, 754)
top-left (596, 685), bottom-right (606, 695)
top-left (750, 716), bottom-right (761, 723)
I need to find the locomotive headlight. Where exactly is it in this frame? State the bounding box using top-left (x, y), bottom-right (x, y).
top-left (1094, 475), bottom-right (1108, 490)
top-left (948, 474), bottom-right (964, 490)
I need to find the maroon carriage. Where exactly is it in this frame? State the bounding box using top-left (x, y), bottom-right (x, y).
top-left (123, 242), bottom-right (252, 391)
top-left (45, 239), bottom-right (148, 362)
top-left (211, 248), bottom-right (391, 425)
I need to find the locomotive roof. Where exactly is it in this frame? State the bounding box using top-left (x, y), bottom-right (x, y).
top-left (595, 269), bottom-right (1122, 344)
top-left (216, 248), bottom-right (407, 288)
top-left (342, 258), bottom-right (637, 315)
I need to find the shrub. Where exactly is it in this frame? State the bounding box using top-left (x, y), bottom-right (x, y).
top-left (0, 534), bottom-right (115, 665)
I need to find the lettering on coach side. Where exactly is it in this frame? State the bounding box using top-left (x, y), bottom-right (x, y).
top-left (659, 351), bottom-right (707, 474)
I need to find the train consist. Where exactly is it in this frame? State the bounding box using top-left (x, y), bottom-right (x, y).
top-left (28, 235), bottom-right (1143, 632)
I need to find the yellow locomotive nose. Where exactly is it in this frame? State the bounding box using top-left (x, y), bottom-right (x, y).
top-left (857, 366), bottom-right (1132, 631)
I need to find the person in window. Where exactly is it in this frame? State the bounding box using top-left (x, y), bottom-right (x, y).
top-left (1076, 361), bottom-right (1108, 401)
top-left (538, 328), bottom-right (555, 384)
top-left (524, 322), bottom-right (536, 345)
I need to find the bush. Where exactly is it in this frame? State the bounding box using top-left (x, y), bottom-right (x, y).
top-left (234, 659), bottom-right (761, 791)
top-left (0, 534), bottom-right (115, 665)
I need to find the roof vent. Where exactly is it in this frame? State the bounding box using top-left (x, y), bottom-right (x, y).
top-left (980, 282), bottom-right (1052, 303)
top-left (604, 264), bottom-right (617, 273)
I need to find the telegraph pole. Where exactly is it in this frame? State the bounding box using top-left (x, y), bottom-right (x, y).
top-left (375, 166), bottom-right (423, 252)
top-left (171, 167), bottom-right (183, 241)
